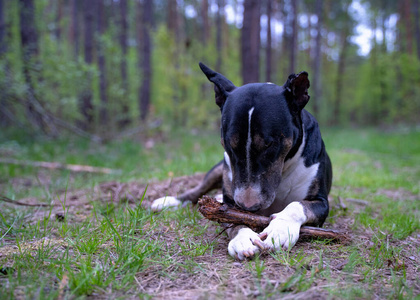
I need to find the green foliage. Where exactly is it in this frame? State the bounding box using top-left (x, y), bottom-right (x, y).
top-left (2, 1), bottom-right (420, 134)
top-left (0, 127), bottom-right (419, 298)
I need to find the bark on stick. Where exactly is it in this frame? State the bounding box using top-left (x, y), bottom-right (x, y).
top-left (198, 196), bottom-right (349, 244)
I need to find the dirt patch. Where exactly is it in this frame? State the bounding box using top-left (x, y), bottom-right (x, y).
top-left (1, 174), bottom-right (419, 298)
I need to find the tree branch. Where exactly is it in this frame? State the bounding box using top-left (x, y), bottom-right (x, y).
top-left (198, 196), bottom-right (350, 244)
top-left (0, 158), bottom-right (121, 174)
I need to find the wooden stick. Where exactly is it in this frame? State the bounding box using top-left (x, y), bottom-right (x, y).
top-left (198, 196), bottom-right (350, 244)
top-left (0, 158), bottom-right (121, 174)
top-left (0, 195), bottom-right (52, 207)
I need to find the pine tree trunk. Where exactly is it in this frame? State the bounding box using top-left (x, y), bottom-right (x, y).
top-left (404, 0), bottom-right (413, 55)
top-left (0, 0), bottom-right (4, 57)
top-left (69, 0), bottom-right (79, 57)
top-left (55, 0), bottom-right (62, 44)
top-left (333, 6), bottom-right (350, 126)
top-left (289, 0), bottom-right (298, 74)
top-left (19, 0), bottom-right (43, 129)
top-left (0, 0), bottom-right (7, 126)
top-left (201, 0), bottom-right (209, 45)
top-left (414, 0), bottom-right (420, 60)
top-left (216, 0), bottom-right (224, 72)
top-left (139, 0), bottom-right (153, 121)
top-left (265, 0), bottom-right (272, 82)
top-left (312, 0), bottom-right (322, 117)
top-left (241, 0), bottom-right (261, 84)
top-left (118, 0), bottom-right (130, 127)
top-left (97, 0), bottom-right (108, 126)
top-left (81, 0), bottom-right (95, 128)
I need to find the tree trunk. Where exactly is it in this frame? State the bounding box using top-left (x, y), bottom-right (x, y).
top-left (312, 0), bottom-right (322, 117)
top-left (265, 0), bottom-right (272, 82)
top-left (333, 5), bottom-right (350, 126)
top-left (281, 0), bottom-right (290, 77)
top-left (19, 0), bottom-right (43, 129)
top-left (414, 0), bottom-right (420, 60)
top-left (55, 0), bottom-right (62, 43)
top-left (241, 0), bottom-right (261, 84)
top-left (289, 0), bottom-right (298, 74)
top-left (0, 0), bottom-right (7, 126)
top-left (201, 0), bottom-right (210, 45)
top-left (118, 0), bottom-right (130, 127)
top-left (139, 0), bottom-right (153, 121)
top-left (97, 0), bottom-right (108, 126)
top-left (167, 0), bottom-right (178, 40)
top-left (216, 0), bottom-right (224, 72)
top-left (0, 0), bottom-right (4, 57)
top-left (81, 0), bottom-right (95, 128)
top-left (69, 0), bottom-right (79, 57)
top-left (404, 0), bottom-right (413, 55)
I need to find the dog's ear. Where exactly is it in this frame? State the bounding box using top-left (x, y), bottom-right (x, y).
top-left (199, 62), bottom-right (236, 109)
top-left (284, 71), bottom-right (310, 112)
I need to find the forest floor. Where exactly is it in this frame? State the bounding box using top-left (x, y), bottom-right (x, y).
top-left (0, 127), bottom-right (419, 299)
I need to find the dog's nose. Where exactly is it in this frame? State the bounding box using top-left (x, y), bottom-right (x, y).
top-left (234, 186), bottom-right (261, 211)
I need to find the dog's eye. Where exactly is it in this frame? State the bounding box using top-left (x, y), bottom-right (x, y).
top-left (265, 141), bottom-right (273, 149)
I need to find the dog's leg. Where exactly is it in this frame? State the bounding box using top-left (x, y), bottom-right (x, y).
top-left (260, 198), bottom-right (329, 250)
top-left (151, 161), bottom-right (223, 211)
top-left (226, 225), bottom-right (264, 260)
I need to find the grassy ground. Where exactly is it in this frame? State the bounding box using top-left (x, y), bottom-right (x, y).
top-left (0, 126), bottom-right (419, 299)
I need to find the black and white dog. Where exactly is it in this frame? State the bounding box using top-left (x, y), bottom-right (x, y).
top-left (152, 63), bottom-right (332, 260)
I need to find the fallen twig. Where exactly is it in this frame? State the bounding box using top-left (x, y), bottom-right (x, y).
top-left (345, 198), bottom-right (369, 205)
top-left (0, 195), bottom-right (52, 207)
top-left (0, 158), bottom-right (121, 174)
top-left (198, 195), bottom-right (350, 244)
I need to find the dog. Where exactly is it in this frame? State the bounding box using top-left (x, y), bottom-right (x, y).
top-left (152, 63), bottom-right (332, 260)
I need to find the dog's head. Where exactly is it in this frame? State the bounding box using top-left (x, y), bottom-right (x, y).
top-left (199, 63), bottom-right (310, 211)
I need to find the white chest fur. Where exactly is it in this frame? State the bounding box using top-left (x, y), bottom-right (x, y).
top-left (276, 132), bottom-right (319, 204)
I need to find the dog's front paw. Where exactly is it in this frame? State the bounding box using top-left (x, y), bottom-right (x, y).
top-left (260, 202), bottom-right (307, 251)
top-left (150, 196), bottom-right (182, 211)
top-left (260, 217), bottom-right (301, 251)
top-left (228, 227), bottom-right (263, 260)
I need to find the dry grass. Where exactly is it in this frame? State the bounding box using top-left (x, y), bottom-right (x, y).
top-left (1, 173), bottom-right (419, 299)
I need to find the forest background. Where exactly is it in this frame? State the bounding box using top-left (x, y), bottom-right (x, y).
top-left (1, 0), bottom-right (420, 139)
top-left (0, 1), bottom-right (419, 298)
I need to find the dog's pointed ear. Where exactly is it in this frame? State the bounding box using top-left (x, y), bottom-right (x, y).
top-left (284, 71), bottom-right (310, 112)
top-left (199, 62), bottom-right (236, 109)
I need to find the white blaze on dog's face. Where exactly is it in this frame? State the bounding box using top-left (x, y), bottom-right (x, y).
top-left (220, 84), bottom-right (296, 212)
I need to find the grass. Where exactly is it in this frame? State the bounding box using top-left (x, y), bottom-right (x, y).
top-left (0, 126), bottom-right (419, 298)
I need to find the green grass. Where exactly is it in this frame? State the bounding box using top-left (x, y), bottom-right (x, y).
top-left (0, 126), bottom-right (419, 298)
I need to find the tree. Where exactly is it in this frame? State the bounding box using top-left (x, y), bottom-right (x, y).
top-left (55, 0), bottom-right (63, 44)
top-left (241, 0), bottom-right (261, 84)
top-left (0, 0), bottom-right (8, 126)
top-left (80, 0), bottom-right (95, 127)
top-left (69, 0), bottom-right (79, 57)
top-left (312, 0), bottom-right (323, 117)
top-left (289, 0), bottom-right (298, 74)
top-left (0, 0), bottom-right (4, 57)
top-left (216, 0), bottom-right (225, 72)
top-left (139, 0), bottom-right (153, 121)
top-left (119, 0), bottom-right (130, 127)
top-left (19, 0), bottom-right (55, 134)
top-left (265, 0), bottom-right (273, 82)
top-left (414, 0), bottom-right (420, 60)
top-left (333, 0), bottom-right (352, 125)
top-left (167, 0), bottom-right (178, 40)
top-left (201, 0), bottom-right (210, 45)
top-left (97, 0), bottom-right (108, 126)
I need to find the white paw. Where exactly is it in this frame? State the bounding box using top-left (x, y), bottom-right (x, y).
top-left (261, 217), bottom-right (301, 250)
top-left (215, 194), bottom-right (223, 203)
top-left (150, 196), bottom-right (182, 211)
top-left (228, 227), bottom-right (262, 260)
top-left (261, 202), bottom-right (306, 250)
